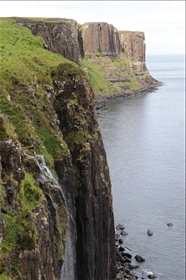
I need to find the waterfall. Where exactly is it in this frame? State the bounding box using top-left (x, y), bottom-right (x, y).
top-left (23, 151), bottom-right (76, 280)
top-left (23, 152), bottom-right (59, 188)
top-left (60, 208), bottom-right (76, 280)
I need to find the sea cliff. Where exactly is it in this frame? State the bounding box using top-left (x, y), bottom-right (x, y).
top-left (14, 17), bottom-right (161, 98)
top-left (0, 17), bottom-right (160, 280)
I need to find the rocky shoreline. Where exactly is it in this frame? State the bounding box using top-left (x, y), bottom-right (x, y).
top-left (114, 224), bottom-right (158, 280)
top-left (94, 82), bottom-right (162, 109)
top-left (94, 82), bottom-right (163, 279)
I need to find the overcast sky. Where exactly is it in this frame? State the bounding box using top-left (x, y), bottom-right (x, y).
top-left (0, 1), bottom-right (185, 55)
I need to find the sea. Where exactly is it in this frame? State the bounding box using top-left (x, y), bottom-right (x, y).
top-left (97, 54), bottom-right (185, 280)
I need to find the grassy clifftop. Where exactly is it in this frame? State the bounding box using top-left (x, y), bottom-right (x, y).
top-left (2, 17), bottom-right (152, 99)
top-left (0, 18), bottom-right (69, 90)
top-left (0, 18), bottom-right (87, 279)
top-left (0, 18), bottom-right (84, 165)
top-left (0, 18), bottom-right (117, 279)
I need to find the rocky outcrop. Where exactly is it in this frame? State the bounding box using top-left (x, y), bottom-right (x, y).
top-left (81, 22), bottom-right (121, 56)
top-left (119, 31), bottom-right (148, 75)
top-left (0, 17), bottom-right (161, 280)
top-left (13, 17), bottom-right (160, 97)
top-left (79, 22), bottom-right (159, 94)
top-left (0, 137), bottom-right (67, 279)
top-left (15, 18), bottom-right (80, 64)
top-left (52, 63), bottom-right (116, 280)
top-left (119, 31), bottom-right (146, 62)
top-left (0, 60), bottom-right (116, 279)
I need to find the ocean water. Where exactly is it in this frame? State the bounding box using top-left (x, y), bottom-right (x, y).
top-left (97, 54), bottom-right (185, 279)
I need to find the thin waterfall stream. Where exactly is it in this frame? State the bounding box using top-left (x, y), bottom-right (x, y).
top-left (23, 151), bottom-right (76, 280)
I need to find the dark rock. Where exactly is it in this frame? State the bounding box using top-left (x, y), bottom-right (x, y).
top-left (128, 264), bottom-right (140, 270)
top-left (124, 268), bottom-right (130, 274)
top-left (118, 246), bottom-right (125, 252)
top-left (115, 233), bottom-right (120, 240)
top-left (167, 222), bottom-right (173, 227)
top-left (123, 257), bottom-right (131, 264)
top-left (135, 254), bottom-right (145, 262)
top-left (116, 223), bottom-right (125, 230)
top-left (147, 229), bottom-right (153, 236)
top-left (116, 252), bottom-right (125, 264)
top-left (148, 273), bottom-right (158, 279)
top-left (121, 252), bottom-right (132, 259)
top-left (53, 68), bottom-right (116, 280)
top-left (118, 238), bottom-right (123, 244)
top-left (121, 230), bottom-right (128, 236)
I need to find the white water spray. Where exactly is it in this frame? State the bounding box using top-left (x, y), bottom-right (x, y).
top-left (23, 152), bottom-right (59, 187)
top-left (23, 151), bottom-right (76, 280)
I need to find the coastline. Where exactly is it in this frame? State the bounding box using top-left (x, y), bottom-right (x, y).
top-left (94, 81), bottom-right (163, 109)
top-left (95, 80), bottom-right (163, 280)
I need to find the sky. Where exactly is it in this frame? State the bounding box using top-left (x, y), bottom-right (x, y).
top-left (0, 1), bottom-right (185, 55)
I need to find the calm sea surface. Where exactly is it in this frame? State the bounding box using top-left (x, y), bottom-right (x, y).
top-left (97, 54), bottom-right (185, 279)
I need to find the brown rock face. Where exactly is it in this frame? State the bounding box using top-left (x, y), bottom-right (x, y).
top-left (82, 22), bottom-right (121, 56)
top-left (14, 18), bottom-right (157, 89)
top-left (0, 138), bottom-right (24, 206)
top-left (1, 17), bottom-right (159, 280)
top-left (16, 18), bottom-right (80, 64)
top-left (52, 64), bottom-right (116, 280)
top-left (119, 31), bottom-right (146, 62)
top-left (0, 61), bottom-right (116, 279)
top-left (0, 138), bottom-right (67, 279)
top-left (119, 31), bottom-right (148, 76)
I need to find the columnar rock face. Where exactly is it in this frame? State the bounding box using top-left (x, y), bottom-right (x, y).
top-left (119, 31), bottom-right (146, 62)
top-left (16, 18), bottom-right (146, 65)
top-left (0, 60), bottom-right (116, 279)
top-left (52, 64), bottom-right (116, 280)
top-left (119, 31), bottom-right (148, 75)
top-left (15, 18), bottom-right (156, 91)
top-left (82, 22), bottom-right (121, 56)
top-left (0, 17), bottom-right (159, 280)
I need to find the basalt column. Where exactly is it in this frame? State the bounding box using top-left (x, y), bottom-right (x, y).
top-left (119, 31), bottom-right (148, 74)
top-left (52, 63), bottom-right (116, 280)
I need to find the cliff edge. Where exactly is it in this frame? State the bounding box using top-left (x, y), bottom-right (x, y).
top-left (0, 17), bottom-right (161, 280)
top-left (13, 17), bottom-right (161, 98)
top-left (0, 18), bottom-right (116, 280)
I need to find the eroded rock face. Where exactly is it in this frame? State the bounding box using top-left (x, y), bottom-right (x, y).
top-left (18, 199), bottom-right (56, 280)
top-left (16, 18), bottom-right (80, 64)
top-left (14, 18), bottom-right (157, 91)
top-left (119, 31), bottom-right (148, 75)
top-left (0, 138), bottom-right (24, 206)
top-left (0, 137), bottom-right (67, 279)
top-left (52, 65), bottom-right (116, 280)
top-left (119, 31), bottom-right (146, 62)
top-left (0, 61), bottom-right (117, 279)
top-left (1, 16), bottom-right (160, 280)
top-left (82, 22), bottom-right (121, 56)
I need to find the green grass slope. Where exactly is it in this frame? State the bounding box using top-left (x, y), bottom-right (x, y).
top-left (0, 18), bottom-right (73, 278)
top-left (0, 18), bottom-right (80, 164)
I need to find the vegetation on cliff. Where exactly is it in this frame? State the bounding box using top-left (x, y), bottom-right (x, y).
top-left (1, 173), bottom-right (44, 276)
top-left (0, 17), bottom-right (116, 279)
top-left (0, 18), bottom-right (74, 162)
top-left (79, 23), bottom-right (155, 97)
top-left (0, 16), bottom-right (159, 280)
top-left (0, 18), bottom-right (74, 278)
top-left (3, 17), bottom-right (156, 99)
top-left (80, 54), bottom-right (140, 95)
